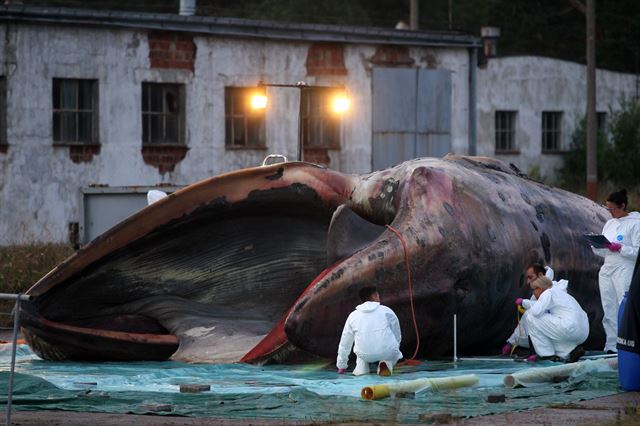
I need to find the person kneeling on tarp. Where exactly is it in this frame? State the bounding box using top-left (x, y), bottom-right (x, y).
top-left (516, 276), bottom-right (588, 363)
top-left (336, 286), bottom-right (403, 376)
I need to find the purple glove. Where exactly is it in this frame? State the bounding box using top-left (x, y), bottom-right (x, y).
top-left (608, 242), bottom-right (622, 252)
top-left (515, 298), bottom-right (523, 306)
top-left (501, 344), bottom-right (512, 356)
top-left (526, 354), bottom-right (539, 362)
top-left (337, 368), bottom-right (345, 374)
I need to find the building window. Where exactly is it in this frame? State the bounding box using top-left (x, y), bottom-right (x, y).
top-left (142, 83), bottom-right (185, 145)
top-left (597, 111), bottom-right (607, 135)
top-left (0, 77), bottom-right (6, 148)
top-left (494, 111), bottom-right (517, 153)
top-left (541, 111), bottom-right (563, 152)
top-left (300, 87), bottom-right (341, 149)
top-left (52, 78), bottom-right (98, 144)
top-left (224, 87), bottom-right (266, 148)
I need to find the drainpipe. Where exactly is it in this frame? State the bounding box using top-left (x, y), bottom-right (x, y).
top-left (468, 47), bottom-right (477, 156)
top-left (179, 0), bottom-right (196, 16)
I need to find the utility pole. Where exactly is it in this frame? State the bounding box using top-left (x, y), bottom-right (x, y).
top-left (586, 0), bottom-right (597, 201)
top-left (410, 0), bottom-right (419, 30)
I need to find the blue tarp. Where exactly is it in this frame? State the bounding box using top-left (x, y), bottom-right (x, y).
top-left (0, 344), bottom-right (622, 423)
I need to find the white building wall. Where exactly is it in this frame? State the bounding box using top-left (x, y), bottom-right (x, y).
top-left (0, 23), bottom-right (472, 245)
top-left (477, 56), bottom-right (637, 180)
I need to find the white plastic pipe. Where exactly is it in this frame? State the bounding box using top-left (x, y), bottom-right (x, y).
top-left (453, 314), bottom-right (457, 362)
top-left (361, 374), bottom-right (478, 400)
top-left (503, 357), bottom-right (617, 388)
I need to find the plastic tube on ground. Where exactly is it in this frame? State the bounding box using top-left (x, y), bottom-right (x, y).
top-left (503, 357), bottom-right (618, 388)
top-left (361, 374), bottom-right (479, 400)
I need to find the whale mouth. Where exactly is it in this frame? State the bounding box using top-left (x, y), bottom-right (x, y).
top-left (21, 164), bottom-right (386, 363)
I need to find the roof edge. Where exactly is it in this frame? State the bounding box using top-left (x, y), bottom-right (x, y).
top-left (0, 4), bottom-right (481, 48)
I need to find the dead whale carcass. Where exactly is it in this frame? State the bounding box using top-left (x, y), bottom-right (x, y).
top-left (20, 156), bottom-right (608, 363)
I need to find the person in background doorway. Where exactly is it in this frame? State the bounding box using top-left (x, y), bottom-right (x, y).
top-left (336, 286), bottom-right (403, 376)
top-left (147, 189), bottom-right (168, 205)
top-left (516, 275), bottom-right (588, 362)
top-left (591, 189), bottom-right (640, 353)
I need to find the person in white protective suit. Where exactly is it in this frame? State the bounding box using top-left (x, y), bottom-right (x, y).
top-left (591, 189), bottom-right (640, 353)
top-left (147, 189), bottom-right (168, 205)
top-left (516, 275), bottom-right (589, 362)
top-left (502, 263), bottom-right (568, 355)
top-left (336, 286), bottom-right (403, 376)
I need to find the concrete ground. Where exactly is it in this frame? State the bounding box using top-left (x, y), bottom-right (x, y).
top-left (2, 392), bottom-right (639, 426)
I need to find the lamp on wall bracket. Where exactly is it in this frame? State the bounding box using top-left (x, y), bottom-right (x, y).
top-left (250, 80), bottom-right (350, 162)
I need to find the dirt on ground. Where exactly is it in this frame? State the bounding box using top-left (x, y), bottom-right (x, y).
top-left (1, 392), bottom-right (638, 425)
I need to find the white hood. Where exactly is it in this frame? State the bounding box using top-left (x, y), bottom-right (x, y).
top-left (356, 301), bottom-right (380, 313)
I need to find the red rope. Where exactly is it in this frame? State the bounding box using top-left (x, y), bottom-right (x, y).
top-left (385, 224), bottom-right (420, 360)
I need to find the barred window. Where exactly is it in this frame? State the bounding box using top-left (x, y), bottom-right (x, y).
top-left (495, 111), bottom-right (517, 153)
top-left (53, 78), bottom-right (99, 144)
top-left (541, 111), bottom-right (563, 152)
top-left (142, 83), bottom-right (185, 145)
top-left (300, 87), bottom-right (341, 149)
top-left (224, 87), bottom-right (266, 148)
top-left (597, 112), bottom-right (607, 135)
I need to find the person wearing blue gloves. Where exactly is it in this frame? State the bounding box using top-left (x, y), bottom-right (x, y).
top-left (591, 189), bottom-right (640, 353)
top-left (336, 286), bottom-right (403, 376)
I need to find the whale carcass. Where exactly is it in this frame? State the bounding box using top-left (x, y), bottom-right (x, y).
top-left (20, 156), bottom-right (608, 363)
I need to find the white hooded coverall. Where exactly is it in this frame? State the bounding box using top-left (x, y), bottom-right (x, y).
top-left (507, 266), bottom-right (567, 348)
top-left (521, 286), bottom-right (589, 358)
top-left (336, 301), bottom-right (403, 375)
top-left (592, 212), bottom-right (640, 352)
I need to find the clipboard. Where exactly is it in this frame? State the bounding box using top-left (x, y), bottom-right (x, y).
top-left (583, 233), bottom-right (611, 249)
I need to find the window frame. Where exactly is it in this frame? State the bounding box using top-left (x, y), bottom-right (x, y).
top-left (141, 82), bottom-right (186, 146)
top-left (224, 86), bottom-right (266, 149)
top-left (52, 78), bottom-right (99, 145)
top-left (494, 110), bottom-right (518, 154)
top-left (597, 111), bottom-right (608, 135)
top-left (300, 87), bottom-right (342, 150)
top-left (541, 111), bottom-right (563, 153)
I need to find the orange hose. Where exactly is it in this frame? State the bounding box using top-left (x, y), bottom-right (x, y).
top-left (385, 224), bottom-right (420, 360)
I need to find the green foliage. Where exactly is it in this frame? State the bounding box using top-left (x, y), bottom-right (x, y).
top-left (0, 244), bottom-right (74, 326)
top-left (561, 99), bottom-right (640, 190)
top-left (560, 116), bottom-right (606, 189)
top-left (606, 99), bottom-right (640, 187)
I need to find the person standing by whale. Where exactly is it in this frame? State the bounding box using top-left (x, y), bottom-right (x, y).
top-left (590, 189), bottom-right (640, 353)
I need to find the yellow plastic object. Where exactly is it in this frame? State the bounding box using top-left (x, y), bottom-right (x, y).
top-left (361, 374), bottom-right (479, 400)
top-left (361, 384), bottom-right (390, 400)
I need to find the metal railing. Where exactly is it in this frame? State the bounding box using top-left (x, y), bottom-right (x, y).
top-left (0, 293), bottom-right (31, 426)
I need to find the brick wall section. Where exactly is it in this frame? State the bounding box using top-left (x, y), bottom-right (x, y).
top-left (148, 31), bottom-right (196, 71)
top-left (141, 145), bottom-right (190, 174)
top-left (69, 145), bottom-right (100, 163)
top-left (370, 46), bottom-right (414, 66)
top-left (306, 43), bottom-right (348, 76)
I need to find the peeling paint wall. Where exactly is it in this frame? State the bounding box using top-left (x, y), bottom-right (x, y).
top-left (477, 56), bottom-right (637, 180)
top-left (0, 23), bottom-right (472, 245)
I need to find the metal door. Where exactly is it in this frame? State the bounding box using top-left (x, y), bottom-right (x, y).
top-left (80, 186), bottom-right (181, 244)
top-left (372, 68), bottom-right (451, 170)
